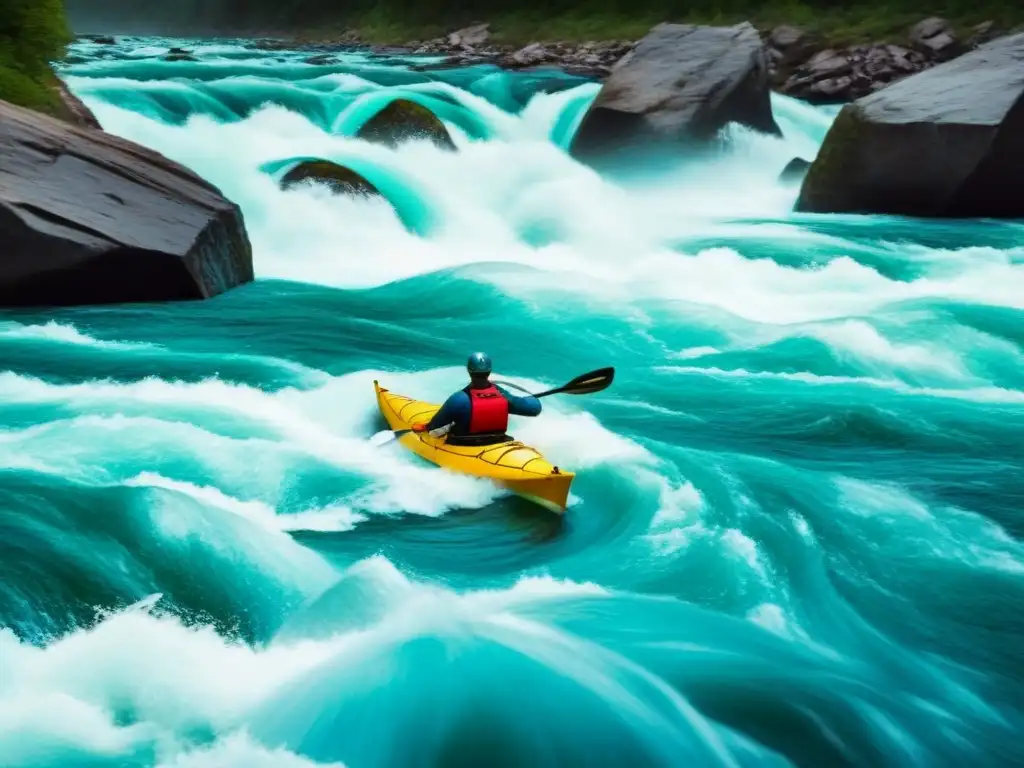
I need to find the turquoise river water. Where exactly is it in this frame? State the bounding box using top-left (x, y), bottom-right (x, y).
top-left (1, 35), bottom-right (1023, 768)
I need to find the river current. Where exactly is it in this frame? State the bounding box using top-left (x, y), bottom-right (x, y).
top-left (1, 35), bottom-right (1023, 767)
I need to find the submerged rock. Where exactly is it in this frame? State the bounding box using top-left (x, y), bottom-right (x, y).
top-left (164, 49), bottom-right (196, 62)
top-left (795, 33), bottom-right (1024, 218)
top-left (279, 160), bottom-right (383, 198)
top-left (569, 23), bottom-right (780, 162)
top-left (779, 157), bottom-right (811, 184)
top-left (356, 99), bottom-right (455, 150)
top-left (0, 99), bottom-right (253, 307)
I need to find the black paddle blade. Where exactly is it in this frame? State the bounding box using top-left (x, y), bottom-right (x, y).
top-left (536, 367), bottom-right (615, 397)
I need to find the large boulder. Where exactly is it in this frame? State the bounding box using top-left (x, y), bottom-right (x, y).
top-left (355, 99), bottom-right (456, 150)
top-left (569, 22), bottom-right (781, 161)
top-left (795, 33), bottom-right (1024, 218)
top-left (0, 99), bottom-right (252, 307)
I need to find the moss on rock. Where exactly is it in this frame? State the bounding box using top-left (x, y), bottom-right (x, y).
top-left (795, 105), bottom-right (866, 210)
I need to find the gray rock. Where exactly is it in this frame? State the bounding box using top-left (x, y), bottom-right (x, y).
top-left (795, 33), bottom-right (1024, 218)
top-left (448, 23), bottom-right (490, 49)
top-left (570, 22), bottom-right (780, 161)
top-left (908, 17), bottom-right (961, 60)
top-left (502, 43), bottom-right (554, 68)
top-left (0, 99), bottom-right (253, 307)
top-left (770, 25), bottom-right (805, 49)
top-left (781, 39), bottom-right (935, 103)
top-left (806, 50), bottom-right (852, 76)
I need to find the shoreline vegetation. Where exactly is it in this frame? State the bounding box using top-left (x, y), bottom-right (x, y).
top-left (284, 9), bottom-right (1017, 49)
top-left (3, 0), bottom-right (1020, 114)
top-left (63, 3), bottom-right (1022, 104)
top-left (63, 0), bottom-right (1024, 47)
top-left (0, 0), bottom-right (72, 112)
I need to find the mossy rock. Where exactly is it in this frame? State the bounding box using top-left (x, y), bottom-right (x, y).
top-left (356, 99), bottom-right (456, 150)
top-left (279, 160), bottom-right (384, 199)
top-left (795, 105), bottom-right (864, 209)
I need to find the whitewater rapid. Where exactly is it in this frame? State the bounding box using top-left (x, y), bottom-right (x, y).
top-left (1, 34), bottom-right (1023, 768)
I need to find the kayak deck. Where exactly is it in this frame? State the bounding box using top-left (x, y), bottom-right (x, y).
top-left (374, 380), bottom-right (574, 513)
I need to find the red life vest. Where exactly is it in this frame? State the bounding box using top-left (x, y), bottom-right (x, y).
top-left (466, 384), bottom-right (509, 434)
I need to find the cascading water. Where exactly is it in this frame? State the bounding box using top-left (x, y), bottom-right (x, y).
top-left (2, 34), bottom-right (1023, 768)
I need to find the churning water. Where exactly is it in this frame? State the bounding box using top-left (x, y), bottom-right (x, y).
top-left (2, 35), bottom-right (1023, 767)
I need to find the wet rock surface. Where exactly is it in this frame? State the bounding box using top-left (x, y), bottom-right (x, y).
top-left (0, 99), bottom-right (253, 307)
top-left (569, 23), bottom-right (781, 161)
top-left (796, 32), bottom-right (1024, 218)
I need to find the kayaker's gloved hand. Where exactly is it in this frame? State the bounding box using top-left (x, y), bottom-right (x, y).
top-left (411, 423), bottom-right (428, 433)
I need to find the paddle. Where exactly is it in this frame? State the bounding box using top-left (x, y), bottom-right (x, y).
top-left (505, 366), bottom-right (615, 398)
top-left (371, 366), bottom-right (614, 446)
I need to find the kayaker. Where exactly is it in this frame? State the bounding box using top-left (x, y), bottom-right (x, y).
top-left (411, 352), bottom-right (541, 445)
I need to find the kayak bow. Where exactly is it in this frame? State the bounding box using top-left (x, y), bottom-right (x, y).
top-left (374, 380), bottom-right (574, 513)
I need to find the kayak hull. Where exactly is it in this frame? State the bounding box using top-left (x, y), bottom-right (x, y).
top-left (374, 380), bottom-right (574, 513)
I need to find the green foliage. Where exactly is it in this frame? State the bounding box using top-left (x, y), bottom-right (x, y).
top-left (0, 0), bottom-right (72, 110)
top-left (62, 0), bottom-right (1024, 45)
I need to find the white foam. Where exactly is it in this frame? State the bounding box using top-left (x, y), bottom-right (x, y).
top-left (0, 551), bottom-right (623, 765)
top-left (835, 477), bottom-right (1024, 575)
top-left (0, 321), bottom-right (155, 350)
top-left (69, 73), bottom-right (1024, 391)
top-left (0, 364), bottom-right (653, 521)
top-left (156, 733), bottom-right (346, 767)
top-left (125, 472), bottom-right (366, 533)
top-left (721, 529), bottom-right (768, 578)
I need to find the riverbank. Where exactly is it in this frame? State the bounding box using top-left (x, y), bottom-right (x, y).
top-left (300, 7), bottom-right (1018, 47)
top-left (112, 12), bottom-right (1007, 104)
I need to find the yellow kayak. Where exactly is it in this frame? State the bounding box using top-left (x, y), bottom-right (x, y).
top-left (374, 380), bottom-right (574, 513)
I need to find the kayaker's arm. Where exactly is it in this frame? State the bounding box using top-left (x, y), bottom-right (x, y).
top-left (414, 392), bottom-right (469, 433)
top-left (495, 385), bottom-right (542, 417)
